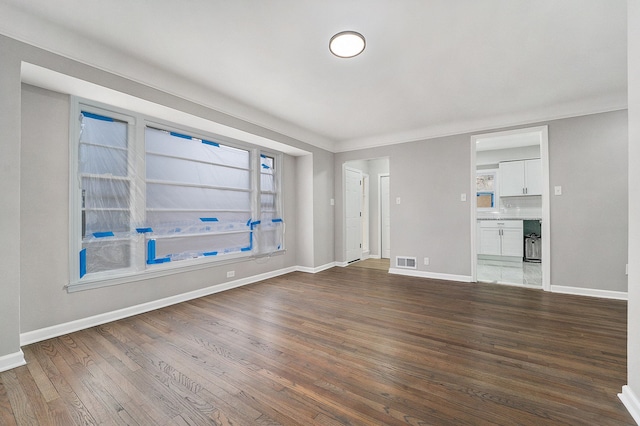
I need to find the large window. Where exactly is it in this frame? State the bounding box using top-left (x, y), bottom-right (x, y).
top-left (71, 101), bottom-right (284, 287)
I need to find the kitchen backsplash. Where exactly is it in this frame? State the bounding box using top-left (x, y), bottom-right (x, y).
top-left (478, 196), bottom-right (542, 218)
top-left (498, 195), bottom-right (542, 217)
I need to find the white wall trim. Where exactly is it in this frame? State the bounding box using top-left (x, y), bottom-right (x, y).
top-left (20, 266), bottom-right (296, 346)
top-left (389, 268), bottom-right (473, 283)
top-left (551, 285), bottom-right (628, 301)
top-left (0, 350), bottom-right (26, 373)
top-left (296, 262), bottom-right (337, 274)
top-left (336, 261), bottom-right (350, 268)
top-left (619, 385), bottom-right (640, 424)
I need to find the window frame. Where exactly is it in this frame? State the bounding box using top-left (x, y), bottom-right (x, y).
top-left (68, 97), bottom-right (285, 292)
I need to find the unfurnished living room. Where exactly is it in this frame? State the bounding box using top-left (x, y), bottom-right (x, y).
top-left (1, 1), bottom-right (639, 425)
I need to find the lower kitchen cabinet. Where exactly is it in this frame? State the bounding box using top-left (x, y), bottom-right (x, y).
top-left (477, 220), bottom-right (523, 258)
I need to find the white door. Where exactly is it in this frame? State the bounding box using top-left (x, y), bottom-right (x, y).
top-left (345, 168), bottom-right (362, 263)
top-left (525, 159), bottom-right (543, 196)
top-left (380, 175), bottom-right (390, 259)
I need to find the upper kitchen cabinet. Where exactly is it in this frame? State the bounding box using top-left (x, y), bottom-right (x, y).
top-left (499, 159), bottom-right (542, 196)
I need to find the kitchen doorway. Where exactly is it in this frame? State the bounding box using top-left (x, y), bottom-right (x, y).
top-left (470, 126), bottom-right (550, 290)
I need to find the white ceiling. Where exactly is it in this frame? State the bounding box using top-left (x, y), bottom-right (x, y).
top-left (0, 0), bottom-right (628, 153)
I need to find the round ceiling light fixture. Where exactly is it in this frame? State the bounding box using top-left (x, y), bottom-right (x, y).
top-left (329, 31), bottom-right (366, 58)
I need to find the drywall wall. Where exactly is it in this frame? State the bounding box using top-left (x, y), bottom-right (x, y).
top-left (296, 154), bottom-right (314, 268)
top-left (625, 0), bottom-right (640, 417)
top-left (335, 137), bottom-right (472, 277)
top-left (335, 111), bottom-right (628, 292)
top-left (548, 110), bottom-right (628, 292)
top-left (19, 83), bottom-right (300, 333)
top-left (0, 47), bottom-right (22, 361)
top-left (313, 150), bottom-right (335, 267)
top-left (476, 145), bottom-right (541, 166)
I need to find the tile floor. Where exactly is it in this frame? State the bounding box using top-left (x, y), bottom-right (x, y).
top-left (477, 257), bottom-right (542, 287)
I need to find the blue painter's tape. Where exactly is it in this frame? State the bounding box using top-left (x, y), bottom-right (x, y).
top-left (81, 111), bottom-right (114, 122)
top-left (146, 239), bottom-right (171, 264)
top-left (261, 164), bottom-right (270, 169)
top-left (147, 239), bottom-right (156, 261)
top-left (272, 218), bottom-right (283, 223)
top-left (250, 220), bottom-right (261, 229)
top-left (136, 227), bottom-right (153, 233)
top-left (241, 246), bottom-right (252, 252)
top-left (93, 231), bottom-right (114, 238)
top-left (246, 218), bottom-right (252, 226)
top-left (203, 251), bottom-right (218, 256)
top-left (200, 217), bottom-right (219, 222)
top-left (202, 140), bottom-right (220, 147)
top-left (260, 154), bottom-right (267, 158)
top-left (277, 245), bottom-right (281, 250)
top-left (170, 131), bottom-right (193, 140)
top-left (79, 248), bottom-right (87, 278)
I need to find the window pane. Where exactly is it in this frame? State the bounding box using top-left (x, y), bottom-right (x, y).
top-left (146, 127), bottom-right (249, 169)
top-left (147, 184), bottom-right (250, 212)
top-left (79, 144), bottom-right (128, 176)
top-left (146, 154), bottom-right (250, 190)
top-left (153, 232), bottom-right (251, 260)
top-left (82, 178), bottom-right (129, 209)
top-left (83, 240), bottom-right (131, 273)
top-left (80, 115), bottom-right (127, 149)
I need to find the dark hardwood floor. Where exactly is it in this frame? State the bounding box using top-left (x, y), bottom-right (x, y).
top-left (0, 266), bottom-right (633, 425)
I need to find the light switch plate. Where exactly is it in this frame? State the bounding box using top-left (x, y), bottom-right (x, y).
top-left (554, 186), bottom-right (562, 195)
top-left (460, 193), bottom-right (467, 202)
top-left (330, 198), bottom-right (335, 206)
top-left (396, 197), bottom-right (401, 205)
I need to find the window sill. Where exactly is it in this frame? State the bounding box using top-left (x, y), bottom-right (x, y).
top-left (66, 249), bottom-right (285, 293)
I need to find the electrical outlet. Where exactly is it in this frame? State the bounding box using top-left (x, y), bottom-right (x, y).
top-left (330, 198), bottom-right (335, 206)
top-left (396, 197), bottom-right (401, 205)
top-left (227, 270), bottom-right (235, 278)
top-left (424, 257), bottom-right (430, 266)
top-left (554, 186), bottom-right (562, 195)
top-left (460, 193), bottom-right (467, 202)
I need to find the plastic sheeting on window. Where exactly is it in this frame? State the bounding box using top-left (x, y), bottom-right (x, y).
top-left (78, 113), bottom-right (283, 279)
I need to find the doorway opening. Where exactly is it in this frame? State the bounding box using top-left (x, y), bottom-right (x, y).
top-left (471, 126), bottom-right (550, 290)
top-left (343, 158), bottom-right (390, 264)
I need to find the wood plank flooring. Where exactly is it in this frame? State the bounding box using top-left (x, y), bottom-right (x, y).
top-left (1, 267), bottom-right (633, 425)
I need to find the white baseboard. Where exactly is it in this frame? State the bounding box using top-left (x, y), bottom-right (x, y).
top-left (336, 261), bottom-right (349, 267)
top-left (551, 285), bottom-right (628, 300)
top-left (0, 350), bottom-right (26, 373)
top-left (389, 268), bottom-right (473, 283)
top-left (296, 262), bottom-right (336, 274)
top-left (20, 266), bottom-right (296, 346)
top-left (619, 385), bottom-right (640, 424)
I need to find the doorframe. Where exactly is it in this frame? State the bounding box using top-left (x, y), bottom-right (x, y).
top-left (362, 173), bottom-right (370, 255)
top-left (378, 173), bottom-right (390, 259)
top-left (470, 125), bottom-right (550, 291)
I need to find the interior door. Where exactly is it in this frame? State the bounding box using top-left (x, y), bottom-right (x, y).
top-left (380, 174), bottom-right (390, 259)
top-left (345, 168), bottom-right (362, 263)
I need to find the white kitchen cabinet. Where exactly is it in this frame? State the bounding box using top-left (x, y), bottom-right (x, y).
top-left (499, 159), bottom-right (542, 196)
top-left (477, 220), bottom-right (523, 258)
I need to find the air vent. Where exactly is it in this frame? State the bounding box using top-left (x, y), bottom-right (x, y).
top-left (396, 256), bottom-right (417, 269)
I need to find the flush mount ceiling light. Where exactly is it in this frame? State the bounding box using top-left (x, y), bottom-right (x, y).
top-left (329, 31), bottom-right (366, 58)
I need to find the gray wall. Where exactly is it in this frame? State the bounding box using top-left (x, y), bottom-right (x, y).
top-left (335, 136), bottom-right (472, 277)
top-left (335, 111), bottom-right (628, 292)
top-left (549, 110), bottom-right (628, 291)
top-left (627, 0), bottom-right (640, 402)
top-left (0, 34), bottom-right (335, 359)
top-left (0, 46), bottom-right (21, 358)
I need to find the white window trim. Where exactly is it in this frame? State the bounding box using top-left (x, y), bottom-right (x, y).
top-left (68, 97), bottom-right (285, 292)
